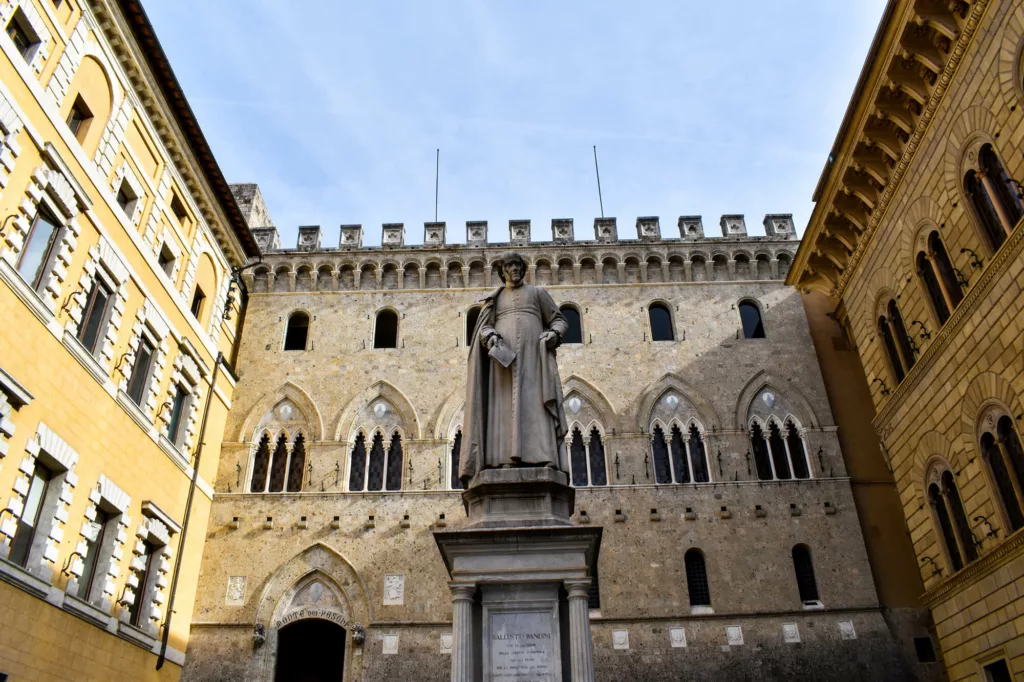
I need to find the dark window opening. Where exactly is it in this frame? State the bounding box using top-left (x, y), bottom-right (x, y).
top-left (190, 286), bottom-right (205, 320)
top-left (768, 421), bottom-right (791, 480)
top-left (286, 435), bottom-right (306, 492)
top-left (348, 433), bottom-right (367, 492)
top-left (912, 636), bottom-right (936, 663)
top-left (284, 312), bottom-right (309, 351)
top-left (570, 427), bottom-right (588, 487)
top-left (465, 306), bottom-right (482, 346)
top-left (965, 170), bottom-right (1007, 253)
top-left (115, 179), bottom-right (138, 217)
top-left (274, 618), bottom-right (347, 682)
top-left (65, 95), bottom-right (92, 141)
top-left (366, 432), bottom-right (386, 491)
top-left (930, 232), bottom-right (963, 309)
top-left (685, 549), bottom-right (711, 607)
top-left (561, 305), bottom-right (583, 344)
top-left (170, 194), bottom-right (189, 224)
top-left (918, 251), bottom-right (950, 325)
top-left (943, 471), bottom-right (977, 564)
top-left (9, 462), bottom-right (52, 567)
top-left (649, 303), bottom-right (674, 341)
top-left (981, 144), bottom-right (1024, 232)
top-left (879, 316), bottom-right (906, 383)
top-left (450, 430), bottom-right (464, 490)
top-left (689, 424), bottom-right (709, 483)
top-left (588, 428), bottom-right (607, 486)
top-left (250, 434), bottom-right (271, 493)
top-left (739, 300), bottom-right (765, 338)
top-left (588, 564), bottom-right (601, 610)
top-left (669, 425), bottom-right (689, 483)
top-left (157, 244), bottom-right (175, 276)
top-left (6, 10), bottom-right (38, 59)
top-left (930, 482), bottom-right (963, 572)
top-left (374, 310), bottom-right (398, 349)
top-left (982, 431), bottom-right (1024, 531)
top-left (167, 385), bottom-right (191, 447)
top-left (751, 422), bottom-right (774, 480)
top-left (77, 508), bottom-right (110, 600)
top-left (267, 434), bottom-right (288, 493)
top-left (16, 209), bottom-right (60, 290)
top-left (786, 421), bottom-right (810, 479)
top-left (77, 277), bottom-right (113, 355)
top-left (385, 433), bottom-right (403, 491)
top-left (792, 545), bottom-right (819, 603)
top-left (983, 659), bottom-right (1012, 682)
top-left (127, 540), bottom-right (157, 627)
top-left (127, 335), bottom-right (156, 406)
top-left (651, 425), bottom-right (672, 483)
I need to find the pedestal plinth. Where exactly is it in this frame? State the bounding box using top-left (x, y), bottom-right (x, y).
top-left (435, 468), bottom-right (601, 682)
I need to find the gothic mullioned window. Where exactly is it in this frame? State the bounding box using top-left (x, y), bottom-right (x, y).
top-left (927, 467), bottom-right (976, 574)
top-left (249, 434), bottom-right (271, 493)
top-left (349, 430), bottom-right (403, 492)
top-left (916, 231), bottom-right (962, 326)
top-left (650, 422), bottom-right (710, 484)
top-left (964, 144), bottom-right (1023, 254)
top-left (568, 426), bottom-right (607, 487)
top-left (750, 418), bottom-right (810, 481)
top-left (980, 414), bottom-right (1024, 533)
top-left (250, 432), bottom-right (306, 493)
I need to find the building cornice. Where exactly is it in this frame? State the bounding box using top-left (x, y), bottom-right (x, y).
top-left (788, 0), bottom-right (990, 299)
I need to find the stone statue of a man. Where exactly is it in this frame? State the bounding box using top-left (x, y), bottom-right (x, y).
top-left (459, 252), bottom-right (570, 485)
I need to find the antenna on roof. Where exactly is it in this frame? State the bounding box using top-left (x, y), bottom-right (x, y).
top-left (593, 145), bottom-right (605, 218)
top-left (434, 149), bottom-right (440, 222)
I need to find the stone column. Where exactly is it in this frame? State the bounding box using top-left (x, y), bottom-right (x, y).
top-left (564, 579), bottom-right (595, 682)
top-left (450, 582), bottom-right (476, 682)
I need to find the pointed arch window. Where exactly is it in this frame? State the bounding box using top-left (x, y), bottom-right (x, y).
top-left (284, 312), bottom-right (310, 351)
top-left (366, 432), bottom-right (387, 490)
top-left (350, 431), bottom-right (403, 492)
top-left (739, 300), bottom-right (765, 339)
top-left (568, 427), bottom-right (608, 487)
top-left (651, 422), bottom-right (710, 484)
top-left (249, 434), bottom-right (271, 492)
top-left (286, 434), bottom-right (306, 492)
top-left (786, 421), bottom-right (810, 479)
top-left (981, 415), bottom-right (1024, 532)
top-left (750, 422), bottom-right (774, 481)
top-left (560, 305), bottom-right (583, 344)
top-left (750, 419), bottom-right (809, 481)
top-left (466, 306), bottom-right (482, 346)
top-left (385, 433), bottom-right (404, 490)
top-left (450, 430), bottom-right (464, 490)
top-left (373, 310), bottom-right (399, 349)
top-left (792, 545), bottom-right (820, 605)
top-left (684, 549), bottom-right (711, 608)
top-left (648, 303), bottom-right (674, 341)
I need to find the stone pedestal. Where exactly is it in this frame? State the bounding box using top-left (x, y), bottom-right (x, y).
top-left (435, 468), bottom-right (601, 682)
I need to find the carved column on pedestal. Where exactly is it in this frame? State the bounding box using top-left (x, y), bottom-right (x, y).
top-left (564, 578), bottom-right (595, 682)
top-left (450, 582), bottom-right (476, 682)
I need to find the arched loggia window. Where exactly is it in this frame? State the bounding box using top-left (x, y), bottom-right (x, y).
top-left (250, 432), bottom-right (306, 493)
top-left (750, 419), bottom-right (810, 481)
top-left (651, 422), bottom-right (710, 484)
top-left (928, 469), bottom-right (977, 573)
top-left (284, 312), bottom-right (310, 351)
top-left (965, 144), bottom-right (1024, 253)
top-left (349, 430), bottom-right (404, 492)
top-left (980, 415), bottom-right (1024, 533)
top-left (560, 304), bottom-right (583, 344)
top-left (649, 302), bottom-right (674, 341)
top-left (568, 426), bottom-right (607, 487)
top-left (739, 300), bottom-right (765, 338)
top-left (916, 231), bottom-right (963, 326)
top-left (878, 299), bottom-right (915, 384)
top-left (374, 310), bottom-right (399, 349)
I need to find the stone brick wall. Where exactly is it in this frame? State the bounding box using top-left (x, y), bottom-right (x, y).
top-left (183, 229), bottom-right (940, 680)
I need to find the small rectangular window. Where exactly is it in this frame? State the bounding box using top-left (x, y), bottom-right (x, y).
top-left (157, 243), bottom-right (175, 277)
top-left (127, 539), bottom-right (157, 627)
top-left (190, 286), bottom-right (205, 320)
top-left (16, 210), bottom-right (60, 290)
top-left (77, 278), bottom-right (114, 355)
top-left (127, 336), bottom-right (156, 406)
top-left (167, 385), bottom-right (191, 447)
top-left (984, 659), bottom-right (1012, 682)
top-left (115, 179), bottom-right (138, 219)
top-left (77, 508), bottom-right (110, 600)
top-left (913, 636), bottom-right (936, 663)
top-left (9, 462), bottom-right (53, 566)
top-left (65, 95), bottom-right (93, 142)
top-left (170, 194), bottom-right (189, 225)
top-left (6, 9), bottom-right (39, 60)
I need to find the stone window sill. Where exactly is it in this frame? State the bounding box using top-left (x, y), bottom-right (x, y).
top-left (63, 592), bottom-right (116, 631)
top-left (62, 329), bottom-right (116, 397)
top-left (117, 620), bottom-right (157, 649)
top-left (158, 433), bottom-right (190, 469)
top-left (116, 389), bottom-right (155, 435)
top-left (0, 556), bottom-right (52, 599)
top-left (802, 600), bottom-right (825, 611)
top-left (0, 258), bottom-right (60, 334)
top-left (690, 605), bottom-right (714, 615)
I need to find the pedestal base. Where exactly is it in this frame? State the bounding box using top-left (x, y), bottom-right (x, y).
top-left (461, 467), bottom-right (575, 528)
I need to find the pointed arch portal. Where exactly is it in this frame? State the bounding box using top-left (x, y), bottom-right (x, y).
top-left (274, 618), bottom-right (345, 682)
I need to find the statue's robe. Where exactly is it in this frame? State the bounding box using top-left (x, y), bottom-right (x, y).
top-left (460, 282), bottom-right (570, 485)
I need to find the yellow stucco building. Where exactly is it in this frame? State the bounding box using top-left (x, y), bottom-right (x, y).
top-left (791, 0), bottom-right (1024, 678)
top-left (0, 0), bottom-right (258, 679)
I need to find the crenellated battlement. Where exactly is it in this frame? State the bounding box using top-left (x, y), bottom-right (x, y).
top-left (251, 214), bottom-right (798, 255)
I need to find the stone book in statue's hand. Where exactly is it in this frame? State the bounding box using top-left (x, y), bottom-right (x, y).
top-left (487, 338), bottom-right (517, 368)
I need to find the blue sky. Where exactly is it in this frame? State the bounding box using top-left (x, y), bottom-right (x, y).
top-left (142, 1), bottom-right (886, 247)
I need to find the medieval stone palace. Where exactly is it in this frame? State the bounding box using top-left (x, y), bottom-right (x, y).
top-left (0, 0), bottom-right (1021, 680)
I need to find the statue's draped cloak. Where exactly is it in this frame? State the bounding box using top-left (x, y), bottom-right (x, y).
top-left (460, 283), bottom-right (569, 485)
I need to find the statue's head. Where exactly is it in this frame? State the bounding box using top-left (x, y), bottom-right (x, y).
top-left (499, 251), bottom-right (526, 285)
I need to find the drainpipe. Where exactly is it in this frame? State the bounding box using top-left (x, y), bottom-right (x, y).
top-left (157, 351), bottom-right (224, 670)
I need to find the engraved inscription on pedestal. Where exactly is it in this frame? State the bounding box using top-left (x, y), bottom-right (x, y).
top-left (488, 609), bottom-right (558, 682)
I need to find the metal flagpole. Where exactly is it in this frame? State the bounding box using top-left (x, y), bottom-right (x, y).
top-left (593, 145), bottom-right (604, 218)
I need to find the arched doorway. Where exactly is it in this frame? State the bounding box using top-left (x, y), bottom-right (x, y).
top-left (274, 619), bottom-right (346, 682)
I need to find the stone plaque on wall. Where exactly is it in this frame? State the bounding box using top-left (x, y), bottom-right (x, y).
top-left (225, 576), bottom-right (246, 606)
top-left (612, 629), bottom-right (629, 650)
top-left (382, 634), bottom-right (399, 655)
top-left (783, 622), bottom-right (800, 643)
top-left (839, 621), bottom-right (857, 640)
top-left (383, 574), bottom-right (404, 605)
top-left (726, 625), bottom-right (744, 646)
top-left (440, 632), bottom-right (453, 655)
top-left (489, 609), bottom-right (558, 682)
top-left (669, 627), bottom-right (687, 648)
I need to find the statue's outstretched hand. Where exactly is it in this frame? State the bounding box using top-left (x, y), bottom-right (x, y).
top-left (540, 331), bottom-right (560, 349)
